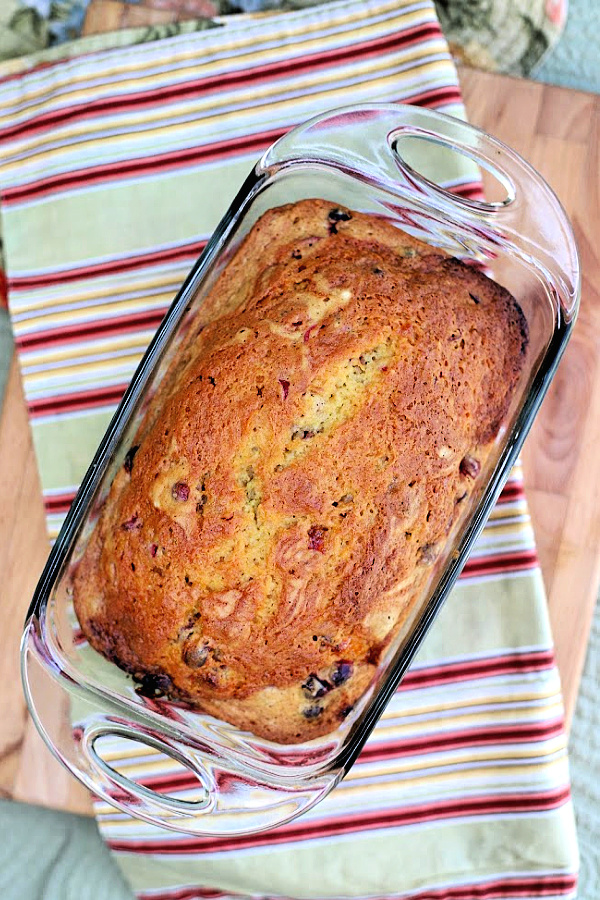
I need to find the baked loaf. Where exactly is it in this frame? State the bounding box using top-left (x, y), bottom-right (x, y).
top-left (73, 199), bottom-right (528, 744)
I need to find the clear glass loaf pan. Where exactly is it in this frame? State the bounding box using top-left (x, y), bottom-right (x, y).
top-left (21, 104), bottom-right (579, 836)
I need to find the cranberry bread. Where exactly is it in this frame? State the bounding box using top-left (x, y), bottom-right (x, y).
top-left (73, 199), bottom-right (528, 743)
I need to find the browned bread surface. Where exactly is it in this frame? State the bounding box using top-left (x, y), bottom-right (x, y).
top-left (73, 199), bottom-right (528, 744)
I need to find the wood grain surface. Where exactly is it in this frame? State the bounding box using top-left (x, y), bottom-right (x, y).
top-left (0, 68), bottom-right (598, 817)
top-left (459, 68), bottom-right (600, 729)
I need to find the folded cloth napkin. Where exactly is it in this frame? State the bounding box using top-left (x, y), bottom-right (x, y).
top-left (433, 0), bottom-right (568, 75)
top-left (0, 0), bottom-right (568, 75)
top-left (0, 1), bottom-right (579, 898)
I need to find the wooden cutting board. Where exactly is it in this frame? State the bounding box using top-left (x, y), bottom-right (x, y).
top-left (1, 67), bottom-right (599, 817)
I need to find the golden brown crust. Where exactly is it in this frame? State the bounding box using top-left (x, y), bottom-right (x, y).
top-left (73, 199), bottom-right (528, 743)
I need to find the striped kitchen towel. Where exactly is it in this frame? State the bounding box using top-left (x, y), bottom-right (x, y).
top-left (0, 0), bottom-right (578, 898)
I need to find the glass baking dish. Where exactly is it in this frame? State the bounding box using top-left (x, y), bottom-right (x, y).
top-left (21, 104), bottom-right (579, 836)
